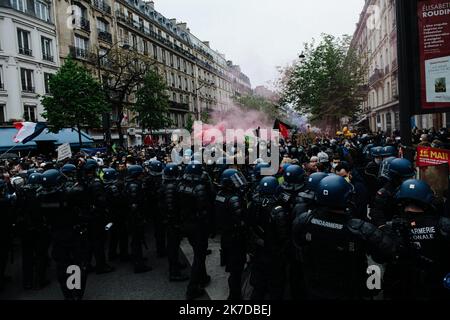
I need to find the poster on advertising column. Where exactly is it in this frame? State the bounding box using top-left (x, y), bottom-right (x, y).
top-left (418, 0), bottom-right (450, 110)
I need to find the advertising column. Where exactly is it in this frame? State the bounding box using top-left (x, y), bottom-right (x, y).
top-left (418, 0), bottom-right (450, 110)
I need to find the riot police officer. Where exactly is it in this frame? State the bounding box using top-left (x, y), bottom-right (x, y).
top-left (215, 169), bottom-right (248, 300)
top-left (38, 169), bottom-right (88, 300)
top-left (125, 165), bottom-right (152, 273)
top-left (383, 179), bottom-right (450, 300)
top-left (371, 158), bottom-right (415, 226)
top-left (0, 179), bottom-right (15, 291)
top-left (292, 175), bottom-right (395, 299)
top-left (104, 168), bottom-right (129, 262)
top-left (292, 172), bottom-right (328, 218)
top-left (160, 163), bottom-right (188, 282)
top-left (18, 172), bottom-right (50, 289)
top-left (177, 161), bottom-right (214, 300)
top-left (364, 146), bottom-right (384, 201)
top-left (143, 160), bottom-right (166, 257)
top-left (248, 176), bottom-right (290, 300)
top-left (83, 159), bottom-right (114, 274)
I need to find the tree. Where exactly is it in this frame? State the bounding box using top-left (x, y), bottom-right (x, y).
top-left (279, 34), bottom-right (366, 130)
top-left (185, 113), bottom-right (194, 132)
top-left (132, 70), bottom-right (172, 132)
top-left (235, 95), bottom-right (280, 121)
top-left (100, 47), bottom-right (156, 147)
top-left (41, 58), bottom-right (109, 146)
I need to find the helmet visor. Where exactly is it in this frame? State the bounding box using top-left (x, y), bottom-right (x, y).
top-left (230, 171), bottom-right (248, 188)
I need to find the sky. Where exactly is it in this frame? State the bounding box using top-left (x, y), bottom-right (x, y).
top-left (156, 0), bottom-right (365, 89)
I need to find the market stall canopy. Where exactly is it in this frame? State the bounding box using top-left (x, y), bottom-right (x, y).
top-left (0, 127), bottom-right (94, 152)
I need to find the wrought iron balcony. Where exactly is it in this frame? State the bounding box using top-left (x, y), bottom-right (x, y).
top-left (69, 46), bottom-right (90, 59)
top-left (93, 0), bottom-right (111, 14)
top-left (75, 16), bottom-right (90, 32)
top-left (19, 47), bottom-right (32, 56)
top-left (169, 101), bottom-right (189, 111)
top-left (98, 29), bottom-right (112, 43)
top-left (369, 68), bottom-right (384, 85)
top-left (42, 53), bottom-right (53, 62)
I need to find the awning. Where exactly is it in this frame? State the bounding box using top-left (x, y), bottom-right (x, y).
top-left (0, 127), bottom-right (94, 152)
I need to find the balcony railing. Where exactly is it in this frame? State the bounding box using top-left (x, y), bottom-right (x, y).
top-left (69, 46), bottom-right (90, 59)
top-left (369, 68), bottom-right (384, 85)
top-left (22, 86), bottom-right (35, 93)
top-left (93, 0), bottom-right (111, 14)
top-left (42, 53), bottom-right (53, 62)
top-left (75, 16), bottom-right (90, 32)
top-left (170, 101), bottom-right (189, 111)
top-left (98, 29), bottom-right (112, 43)
top-left (19, 47), bottom-right (32, 56)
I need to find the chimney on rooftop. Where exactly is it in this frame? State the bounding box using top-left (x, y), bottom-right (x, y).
top-left (203, 41), bottom-right (210, 48)
top-left (169, 18), bottom-right (177, 25)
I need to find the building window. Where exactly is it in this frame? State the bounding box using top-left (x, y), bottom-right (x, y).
top-left (132, 34), bottom-right (137, 50)
top-left (41, 37), bottom-right (53, 62)
top-left (177, 57), bottom-right (180, 70)
top-left (11, 0), bottom-right (26, 12)
top-left (161, 49), bottom-right (166, 63)
top-left (153, 44), bottom-right (158, 59)
top-left (143, 40), bottom-right (148, 55)
top-left (44, 73), bottom-right (53, 94)
top-left (20, 68), bottom-right (34, 92)
top-left (0, 104), bottom-right (5, 123)
top-left (23, 105), bottom-right (36, 122)
top-left (172, 92), bottom-right (176, 102)
top-left (35, 0), bottom-right (49, 22)
top-left (17, 29), bottom-right (32, 56)
top-left (171, 73), bottom-right (175, 87)
top-left (178, 75), bottom-right (181, 89)
top-left (0, 65), bottom-right (4, 90)
top-left (170, 53), bottom-right (174, 66)
top-left (74, 35), bottom-right (89, 57)
top-left (97, 18), bottom-right (108, 32)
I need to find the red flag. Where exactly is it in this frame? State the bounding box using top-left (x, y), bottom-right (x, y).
top-left (279, 123), bottom-right (289, 139)
top-left (144, 135), bottom-right (153, 146)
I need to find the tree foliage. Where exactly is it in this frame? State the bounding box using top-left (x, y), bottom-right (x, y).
top-left (235, 95), bottom-right (280, 121)
top-left (41, 58), bottom-right (109, 144)
top-left (132, 70), bottom-right (172, 132)
top-left (280, 34), bottom-right (366, 127)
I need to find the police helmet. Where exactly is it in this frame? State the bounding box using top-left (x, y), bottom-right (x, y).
top-left (395, 179), bottom-right (434, 206)
top-left (306, 172), bottom-right (328, 193)
top-left (378, 157), bottom-right (396, 181)
top-left (370, 146), bottom-right (384, 158)
top-left (220, 169), bottom-right (247, 189)
top-left (253, 163), bottom-right (271, 181)
top-left (389, 158), bottom-right (415, 179)
top-left (84, 159), bottom-right (98, 171)
top-left (127, 165), bottom-right (144, 179)
top-left (164, 163), bottom-right (180, 178)
top-left (102, 168), bottom-right (118, 183)
top-left (185, 161), bottom-right (203, 175)
top-left (283, 165), bottom-right (305, 185)
top-left (41, 169), bottom-right (63, 188)
top-left (28, 172), bottom-right (43, 185)
top-left (61, 164), bottom-right (77, 175)
top-left (27, 168), bottom-right (41, 176)
top-left (259, 176), bottom-right (280, 195)
top-left (149, 160), bottom-right (164, 173)
top-left (380, 146), bottom-right (396, 158)
top-left (317, 175), bottom-right (354, 209)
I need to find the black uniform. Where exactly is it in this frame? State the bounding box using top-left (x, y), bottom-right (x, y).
top-left (0, 184), bottom-right (14, 290)
top-left (248, 192), bottom-right (290, 300)
top-left (215, 189), bottom-right (247, 300)
top-left (17, 183), bottom-right (50, 289)
top-left (178, 172), bottom-right (214, 298)
top-left (38, 180), bottom-right (88, 300)
top-left (383, 214), bottom-right (450, 299)
top-left (292, 207), bottom-right (395, 299)
top-left (371, 181), bottom-right (399, 227)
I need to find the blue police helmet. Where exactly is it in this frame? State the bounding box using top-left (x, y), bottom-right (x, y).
top-left (41, 169), bottom-right (62, 188)
top-left (102, 168), bottom-right (118, 182)
top-left (370, 146), bottom-right (383, 158)
top-left (220, 169), bottom-right (247, 189)
top-left (259, 176), bottom-right (280, 195)
top-left (317, 175), bottom-right (354, 209)
top-left (27, 168), bottom-right (40, 176)
top-left (380, 146), bottom-right (397, 157)
top-left (185, 161), bottom-right (203, 175)
top-left (253, 163), bottom-right (271, 180)
top-left (281, 163), bottom-right (292, 173)
top-left (283, 165), bottom-right (305, 184)
top-left (164, 163), bottom-right (180, 178)
top-left (395, 179), bottom-right (434, 206)
top-left (28, 172), bottom-right (43, 185)
top-left (306, 172), bottom-right (328, 193)
top-left (149, 160), bottom-right (164, 173)
top-left (127, 165), bottom-right (144, 178)
top-left (84, 159), bottom-right (98, 171)
top-left (61, 164), bottom-right (77, 174)
top-left (389, 158), bottom-right (415, 179)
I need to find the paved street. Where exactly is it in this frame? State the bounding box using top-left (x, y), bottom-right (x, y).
top-left (0, 227), bottom-right (228, 300)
